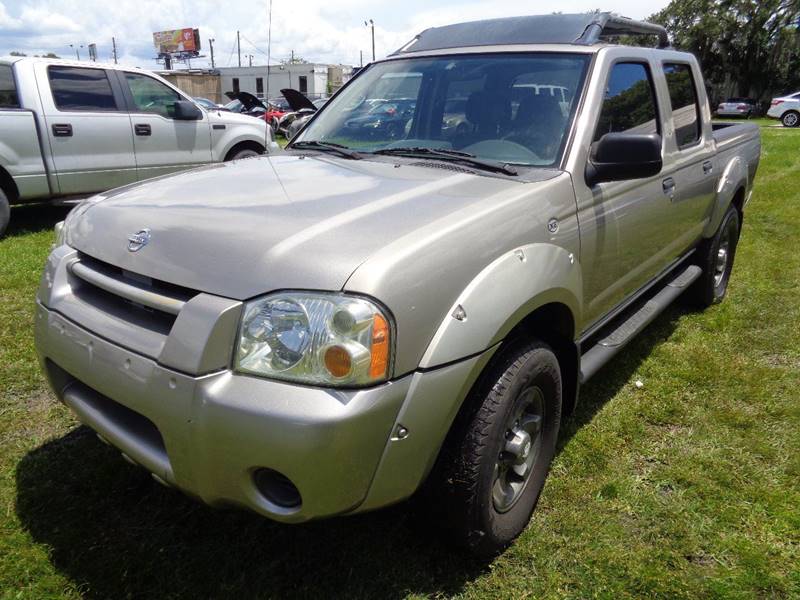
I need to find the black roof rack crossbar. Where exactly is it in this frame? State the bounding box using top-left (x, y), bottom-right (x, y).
top-left (390, 12), bottom-right (670, 56)
top-left (576, 13), bottom-right (670, 48)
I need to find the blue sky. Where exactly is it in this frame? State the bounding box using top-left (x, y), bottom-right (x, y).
top-left (0, 0), bottom-right (669, 68)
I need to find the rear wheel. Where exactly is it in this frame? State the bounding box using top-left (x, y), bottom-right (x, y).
top-left (689, 205), bottom-right (740, 308)
top-left (782, 111), bottom-right (799, 128)
top-left (428, 340), bottom-right (562, 557)
top-left (0, 188), bottom-right (9, 239)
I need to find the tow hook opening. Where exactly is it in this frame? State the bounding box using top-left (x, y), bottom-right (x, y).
top-left (253, 468), bottom-right (302, 509)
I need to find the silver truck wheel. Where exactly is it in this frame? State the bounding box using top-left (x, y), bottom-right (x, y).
top-left (689, 205), bottom-right (740, 308)
top-left (429, 340), bottom-right (562, 557)
top-left (0, 189), bottom-right (10, 239)
top-left (782, 111), bottom-right (799, 128)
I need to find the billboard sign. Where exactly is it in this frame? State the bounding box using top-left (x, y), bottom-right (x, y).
top-left (153, 28), bottom-right (200, 55)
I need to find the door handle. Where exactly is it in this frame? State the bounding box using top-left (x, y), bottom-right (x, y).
top-left (51, 123), bottom-right (72, 137)
top-left (703, 161), bottom-right (713, 175)
top-left (662, 177), bottom-right (676, 199)
top-left (135, 124), bottom-right (152, 136)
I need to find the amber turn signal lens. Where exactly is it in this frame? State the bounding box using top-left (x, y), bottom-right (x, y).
top-left (369, 313), bottom-right (390, 379)
top-left (324, 345), bottom-right (353, 378)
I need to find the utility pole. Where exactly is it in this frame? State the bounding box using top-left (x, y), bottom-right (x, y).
top-left (360, 50), bottom-right (363, 67)
top-left (111, 37), bottom-right (118, 64)
top-left (364, 19), bottom-right (375, 61)
top-left (209, 38), bottom-right (215, 68)
top-left (291, 49), bottom-right (294, 63)
top-left (237, 30), bottom-right (241, 67)
top-left (266, 0), bottom-right (273, 103)
top-left (248, 54), bottom-right (253, 67)
top-left (69, 44), bottom-right (82, 60)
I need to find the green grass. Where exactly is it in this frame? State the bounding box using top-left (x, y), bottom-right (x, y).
top-left (1, 126), bottom-right (799, 599)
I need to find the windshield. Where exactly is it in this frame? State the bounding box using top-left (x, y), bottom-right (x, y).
top-left (295, 53), bottom-right (589, 167)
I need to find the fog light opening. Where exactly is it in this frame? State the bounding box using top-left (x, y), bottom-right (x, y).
top-left (253, 468), bottom-right (302, 509)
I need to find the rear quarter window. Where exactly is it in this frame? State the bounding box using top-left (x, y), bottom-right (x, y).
top-left (0, 65), bottom-right (19, 108)
top-left (48, 66), bottom-right (118, 111)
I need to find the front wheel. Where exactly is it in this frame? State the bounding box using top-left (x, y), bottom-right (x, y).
top-left (226, 146), bottom-right (263, 161)
top-left (688, 205), bottom-right (740, 308)
top-left (782, 111), bottom-right (799, 128)
top-left (429, 340), bottom-right (562, 557)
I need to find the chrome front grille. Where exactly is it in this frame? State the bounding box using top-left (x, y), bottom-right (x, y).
top-left (53, 253), bottom-right (201, 358)
top-left (69, 253), bottom-right (198, 324)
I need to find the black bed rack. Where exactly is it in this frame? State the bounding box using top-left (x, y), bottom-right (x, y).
top-left (391, 12), bottom-right (671, 56)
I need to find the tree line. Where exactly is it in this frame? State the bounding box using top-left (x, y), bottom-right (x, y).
top-left (650, 0), bottom-right (800, 104)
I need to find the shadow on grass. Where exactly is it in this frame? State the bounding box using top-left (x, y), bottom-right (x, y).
top-left (7, 203), bottom-right (72, 237)
top-left (15, 306), bottom-right (686, 599)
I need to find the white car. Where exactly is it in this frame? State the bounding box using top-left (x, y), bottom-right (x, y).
top-left (767, 91), bottom-right (800, 127)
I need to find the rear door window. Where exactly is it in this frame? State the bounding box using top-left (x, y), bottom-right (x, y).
top-left (663, 63), bottom-right (701, 148)
top-left (0, 65), bottom-right (19, 108)
top-left (48, 66), bottom-right (118, 111)
top-left (594, 62), bottom-right (659, 141)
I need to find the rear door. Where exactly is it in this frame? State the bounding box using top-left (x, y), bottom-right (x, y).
top-left (37, 64), bottom-right (137, 195)
top-left (117, 71), bottom-right (212, 181)
top-left (658, 62), bottom-right (716, 250)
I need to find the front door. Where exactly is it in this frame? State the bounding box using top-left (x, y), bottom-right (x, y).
top-left (118, 71), bottom-right (212, 181)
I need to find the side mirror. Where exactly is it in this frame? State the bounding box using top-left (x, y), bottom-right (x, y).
top-left (173, 100), bottom-right (203, 121)
top-left (585, 133), bottom-right (662, 186)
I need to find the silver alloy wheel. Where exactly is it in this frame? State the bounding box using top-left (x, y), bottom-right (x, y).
top-left (784, 112), bottom-right (799, 127)
top-left (714, 226), bottom-right (734, 287)
top-left (232, 149), bottom-right (261, 160)
top-left (492, 385), bottom-right (545, 513)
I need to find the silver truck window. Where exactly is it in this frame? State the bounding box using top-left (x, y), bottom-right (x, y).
top-left (124, 72), bottom-right (182, 118)
top-left (296, 53), bottom-right (590, 167)
top-left (48, 66), bottom-right (118, 112)
top-left (594, 62), bottom-right (659, 142)
top-left (662, 63), bottom-right (701, 149)
top-left (0, 65), bottom-right (19, 108)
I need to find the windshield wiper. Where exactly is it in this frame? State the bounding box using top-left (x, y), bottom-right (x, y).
top-left (290, 140), bottom-right (362, 160)
top-left (372, 147), bottom-right (517, 176)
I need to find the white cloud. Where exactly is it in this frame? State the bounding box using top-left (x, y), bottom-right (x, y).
top-left (0, 0), bottom-right (669, 66)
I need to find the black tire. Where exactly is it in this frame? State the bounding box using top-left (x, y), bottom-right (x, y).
top-left (782, 110), bottom-right (799, 128)
top-left (225, 145), bottom-right (264, 161)
top-left (0, 188), bottom-right (9, 239)
top-left (428, 340), bottom-right (562, 557)
top-left (688, 205), bottom-right (740, 308)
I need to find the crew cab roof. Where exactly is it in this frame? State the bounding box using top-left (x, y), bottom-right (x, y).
top-left (392, 12), bottom-right (670, 55)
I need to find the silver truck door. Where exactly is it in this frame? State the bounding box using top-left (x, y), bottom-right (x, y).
top-left (38, 64), bottom-right (137, 195)
top-left (575, 60), bottom-right (680, 326)
top-left (657, 61), bottom-right (716, 248)
top-left (117, 71), bottom-right (212, 181)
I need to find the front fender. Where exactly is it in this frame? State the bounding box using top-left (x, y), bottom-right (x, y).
top-left (703, 156), bottom-right (748, 237)
top-left (419, 243), bottom-right (582, 368)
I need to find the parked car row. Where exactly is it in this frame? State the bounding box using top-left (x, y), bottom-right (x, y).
top-left (0, 57), bottom-right (279, 237)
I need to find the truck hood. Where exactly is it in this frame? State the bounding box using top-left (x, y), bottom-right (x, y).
top-left (68, 155), bottom-right (559, 299)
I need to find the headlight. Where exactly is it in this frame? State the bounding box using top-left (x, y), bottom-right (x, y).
top-left (235, 292), bottom-right (393, 387)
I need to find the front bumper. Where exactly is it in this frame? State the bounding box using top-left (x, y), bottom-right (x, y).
top-left (35, 300), bottom-right (417, 522)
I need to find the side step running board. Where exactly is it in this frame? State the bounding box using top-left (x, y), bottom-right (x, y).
top-left (579, 264), bottom-right (701, 383)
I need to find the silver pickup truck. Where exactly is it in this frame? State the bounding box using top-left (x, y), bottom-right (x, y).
top-left (0, 57), bottom-right (276, 237)
top-left (34, 13), bottom-right (760, 556)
